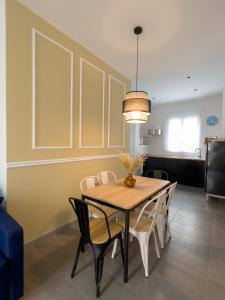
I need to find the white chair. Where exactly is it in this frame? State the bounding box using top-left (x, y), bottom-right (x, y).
top-left (80, 176), bottom-right (101, 191)
top-left (156, 182), bottom-right (177, 248)
top-left (80, 176), bottom-right (116, 219)
top-left (142, 182), bottom-right (177, 248)
top-left (112, 190), bottom-right (167, 277)
top-left (97, 171), bottom-right (117, 185)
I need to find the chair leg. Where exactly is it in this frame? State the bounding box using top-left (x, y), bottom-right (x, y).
top-left (157, 217), bottom-right (165, 249)
top-left (153, 228), bottom-right (160, 258)
top-left (94, 251), bottom-right (104, 298)
top-left (167, 220), bottom-right (172, 239)
top-left (138, 234), bottom-right (149, 277)
top-left (130, 233), bottom-right (134, 242)
top-left (111, 238), bottom-right (118, 259)
top-left (71, 238), bottom-right (82, 278)
top-left (81, 243), bottom-right (85, 253)
top-left (81, 238), bottom-right (85, 253)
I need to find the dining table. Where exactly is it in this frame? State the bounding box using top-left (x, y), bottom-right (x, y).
top-left (81, 175), bottom-right (170, 282)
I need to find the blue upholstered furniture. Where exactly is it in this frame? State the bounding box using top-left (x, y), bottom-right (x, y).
top-left (0, 197), bottom-right (24, 300)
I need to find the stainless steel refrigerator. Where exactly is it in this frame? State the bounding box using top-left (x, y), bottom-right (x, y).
top-left (205, 141), bottom-right (225, 200)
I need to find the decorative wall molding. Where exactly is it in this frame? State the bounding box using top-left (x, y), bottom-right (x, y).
top-left (32, 28), bottom-right (74, 149)
top-left (7, 154), bottom-right (119, 169)
top-left (79, 58), bottom-right (105, 148)
top-left (108, 75), bottom-right (126, 148)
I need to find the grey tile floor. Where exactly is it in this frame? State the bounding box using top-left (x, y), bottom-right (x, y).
top-left (23, 185), bottom-right (225, 300)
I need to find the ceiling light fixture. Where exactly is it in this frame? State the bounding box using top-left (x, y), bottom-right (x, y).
top-left (122, 26), bottom-right (151, 123)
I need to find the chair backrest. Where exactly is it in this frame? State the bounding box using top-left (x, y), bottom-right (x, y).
top-left (145, 169), bottom-right (168, 180)
top-left (133, 189), bottom-right (167, 232)
top-left (164, 182), bottom-right (177, 211)
top-left (97, 171), bottom-right (117, 185)
top-left (68, 197), bottom-right (111, 244)
top-left (80, 176), bottom-right (101, 192)
top-left (68, 198), bottom-right (90, 244)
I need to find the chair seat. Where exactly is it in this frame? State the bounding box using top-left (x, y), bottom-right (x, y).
top-left (90, 218), bottom-right (123, 244)
top-left (90, 205), bottom-right (117, 219)
top-left (119, 212), bottom-right (153, 233)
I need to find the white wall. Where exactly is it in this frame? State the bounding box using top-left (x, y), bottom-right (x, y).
top-left (0, 0), bottom-right (7, 198)
top-left (136, 94), bottom-right (223, 158)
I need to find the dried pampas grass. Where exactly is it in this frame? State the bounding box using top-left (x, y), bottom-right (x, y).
top-left (119, 153), bottom-right (148, 174)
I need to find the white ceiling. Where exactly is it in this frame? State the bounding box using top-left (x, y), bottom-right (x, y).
top-left (18, 0), bottom-right (225, 103)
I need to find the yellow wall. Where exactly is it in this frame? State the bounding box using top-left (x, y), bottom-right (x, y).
top-left (6, 0), bottom-right (131, 243)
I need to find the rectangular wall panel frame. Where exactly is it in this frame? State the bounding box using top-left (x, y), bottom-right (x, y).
top-left (108, 75), bottom-right (126, 148)
top-left (32, 28), bottom-right (74, 149)
top-left (79, 58), bottom-right (105, 148)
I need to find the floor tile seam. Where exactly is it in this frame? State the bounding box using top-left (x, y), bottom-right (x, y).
top-left (175, 209), bottom-right (213, 218)
top-left (206, 272), bottom-right (225, 287)
top-left (171, 238), bottom-right (212, 250)
top-left (170, 221), bottom-right (211, 230)
top-left (203, 216), bottom-right (213, 300)
top-left (159, 254), bottom-right (209, 278)
top-left (170, 224), bottom-right (212, 237)
top-left (170, 226), bottom-right (212, 238)
top-left (170, 216), bottom-right (211, 227)
top-left (161, 241), bottom-right (210, 260)
top-left (171, 238), bottom-right (211, 254)
top-left (171, 216), bottom-right (212, 228)
top-left (63, 273), bottom-right (95, 300)
top-left (125, 282), bottom-right (152, 300)
top-left (168, 209), bottom-right (180, 223)
top-left (63, 278), bottom-right (91, 300)
top-left (23, 283), bottom-right (46, 300)
top-left (24, 269), bottom-right (87, 300)
top-left (24, 246), bottom-right (59, 275)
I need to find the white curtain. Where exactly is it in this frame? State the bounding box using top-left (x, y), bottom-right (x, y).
top-left (167, 115), bottom-right (200, 153)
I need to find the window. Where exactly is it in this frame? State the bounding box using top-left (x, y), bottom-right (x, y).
top-left (167, 116), bottom-right (200, 153)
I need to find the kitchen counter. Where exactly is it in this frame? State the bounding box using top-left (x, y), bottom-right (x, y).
top-left (143, 155), bottom-right (205, 188)
top-left (148, 154), bottom-right (206, 162)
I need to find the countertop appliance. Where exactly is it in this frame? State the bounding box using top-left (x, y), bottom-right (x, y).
top-left (205, 140), bottom-right (225, 200)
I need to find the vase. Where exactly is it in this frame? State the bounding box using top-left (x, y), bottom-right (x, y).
top-left (124, 173), bottom-right (136, 188)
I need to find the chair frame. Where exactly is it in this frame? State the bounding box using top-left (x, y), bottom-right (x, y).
top-left (156, 182), bottom-right (177, 248)
top-left (80, 176), bottom-right (102, 218)
top-left (144, 169), bottom-right (169, 180)
top-left (97, 171), bottom-right (117, 185)
top-left (80, 176), bottom-right (101, 192)
top-left (69, 198), bottom-right (124, 297)
top-left (142, 182), bottom-right (177, 248)
top-left (112, 190), bottom-right (167, 277)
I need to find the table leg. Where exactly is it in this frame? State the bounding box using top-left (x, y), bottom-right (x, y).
top-left (81, 195), bottom-right (85, 253)
top-left (124, 210), bottom-right (129, 283)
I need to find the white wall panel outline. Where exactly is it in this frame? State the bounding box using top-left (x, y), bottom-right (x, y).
top-left (32, 28), bottom-right (74, 149)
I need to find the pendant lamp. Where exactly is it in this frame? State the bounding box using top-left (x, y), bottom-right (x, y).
top-left (123, 26), bottom-right (151, 123)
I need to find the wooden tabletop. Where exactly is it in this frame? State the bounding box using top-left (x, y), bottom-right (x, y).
top-left (82, 176), bottom-right (170, 210)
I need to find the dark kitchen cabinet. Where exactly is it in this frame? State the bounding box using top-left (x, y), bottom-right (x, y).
top-left (143, 156), bottom-right (205, 188)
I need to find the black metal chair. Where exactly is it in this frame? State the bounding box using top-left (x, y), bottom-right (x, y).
top-left (144, 169), bottom-right (169, 180)
top-left (69, 198), bottom-right (124, 297)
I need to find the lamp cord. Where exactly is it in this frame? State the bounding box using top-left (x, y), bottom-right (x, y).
top-left (136, 33), bottom-right (139, 91)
